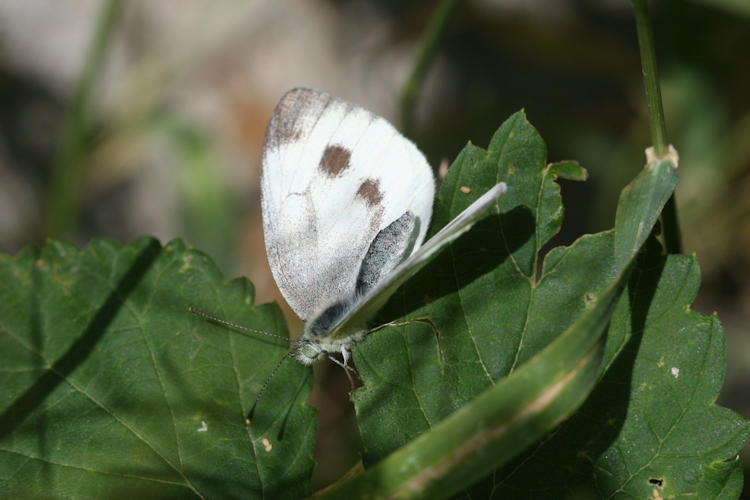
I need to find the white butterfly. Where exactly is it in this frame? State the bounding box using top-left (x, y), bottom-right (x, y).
top-left (261, 88), bottom-right (507, 371)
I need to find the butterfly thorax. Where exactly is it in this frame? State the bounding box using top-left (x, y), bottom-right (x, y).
top-left (289, 299), bottom-right (367, 364)
top-left (290, 330), bottom-right (367, 365)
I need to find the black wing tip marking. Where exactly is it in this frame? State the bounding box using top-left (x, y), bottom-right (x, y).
top-left (264, 88), bottom-right (332, 150)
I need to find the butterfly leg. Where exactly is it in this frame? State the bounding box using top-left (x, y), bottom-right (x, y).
top-left (326, 356), bottom-right (355, 391)
top-left (341, 345), bottom-right (352, 369)
top-left (325, 347), bottom-right (362, 392)
top-left (340, 346), bottom-right (371, 392)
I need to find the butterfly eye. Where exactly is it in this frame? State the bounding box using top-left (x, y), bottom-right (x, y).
top-left (289, 338), bottom-right (324, 364)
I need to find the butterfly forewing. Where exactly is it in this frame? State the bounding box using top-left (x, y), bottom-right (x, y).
top-left (261, 88), bottom-right (435, 321)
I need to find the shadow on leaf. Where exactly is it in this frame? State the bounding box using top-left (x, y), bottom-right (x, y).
top-left (0, 239), bottom-right (161, 441)
top-left (378, 206), bottom-right (535, 325)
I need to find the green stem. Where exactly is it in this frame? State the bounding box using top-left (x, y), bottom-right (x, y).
top-left (632, 0), bottom-right (681, 253)
top-left (632, 0), bottom-right (668, 156)
top-left (44, 0), bottom-right (123, 240)
top-left (400, 0), bottom-right (459, 136)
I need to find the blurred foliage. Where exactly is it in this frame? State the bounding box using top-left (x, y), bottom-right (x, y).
top-left (170, 120), bottom-right (238, 269)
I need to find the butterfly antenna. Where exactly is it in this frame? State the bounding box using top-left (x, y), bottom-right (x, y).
top-left (246, 352), bottom-right (290, 424)
top-left (188, 307), bottom-right (289, 343)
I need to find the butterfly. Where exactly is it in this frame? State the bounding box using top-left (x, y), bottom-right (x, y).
top-left (260, 88), bottom-right (507, 373)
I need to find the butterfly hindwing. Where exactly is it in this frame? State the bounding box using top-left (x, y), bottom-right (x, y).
top-left (355, 211), bottom-right (420, 297)
top-left (261, 88), bottom-right (435, 321)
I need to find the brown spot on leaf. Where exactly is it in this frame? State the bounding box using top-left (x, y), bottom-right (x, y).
top-left (357, 178), bottom-right (383, 206)
top-left (319, 144), bottom-right (351, 176)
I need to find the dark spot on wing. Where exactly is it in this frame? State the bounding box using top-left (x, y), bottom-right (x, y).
top-left (357, 178), bottom-right (383, 207)
top-left (319, 144), bottom-right (351, 176)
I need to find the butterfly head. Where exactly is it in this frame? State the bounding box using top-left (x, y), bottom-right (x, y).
top-left (289, 337), bottom-right (324, 365)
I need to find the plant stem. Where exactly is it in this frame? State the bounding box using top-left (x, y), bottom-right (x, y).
top-left (44, 0), bottom-right (123, 240)
top-left (633, 0), bottom-right (667, 157)
top-left (400, 0), bottom-right (459, 136)
top-left (632, 0), bottom-right (681, 253)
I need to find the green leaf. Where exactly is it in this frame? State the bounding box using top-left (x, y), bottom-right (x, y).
top-left (0, 238), bottom-right (316, 498)
top-left (319, 237), bottom-right (626, 499)
top-left (334, 111), bottom-right (682, 497)
top-left (352, 111), bottom-right (611, 465)
top-left (480, 240), bottom-right (750, 498)
top-left (613, 158), bottom-right (679, 272)
top-left (547, 160), bottom-right (589, 181)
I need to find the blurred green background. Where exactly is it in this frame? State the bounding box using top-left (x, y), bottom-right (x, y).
top-left (1, 0), bottom-right (748, 492)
